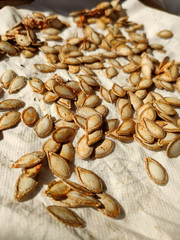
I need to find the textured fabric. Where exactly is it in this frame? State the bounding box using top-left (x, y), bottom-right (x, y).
top-left (0, 0), bottom-right (180, 239)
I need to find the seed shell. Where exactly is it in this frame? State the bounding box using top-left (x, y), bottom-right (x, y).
top-left (166, 135), bottom-right (180, 158)
top-left (59, 142), bottom-right (75, 163)
top-left (97, 192), bottom-right (120, 218)
top-left (11, 151), bottom-right (45, 168)
top-left (53, 84), bottom-right (76, 100)
top-left (76, 134), bottom-right (93, 159)
top-left (0, 99), bottom-right (24, 110)
top-left (142, 117), bottom-right (166, 139)
top-left (157, 30), bottom-right (173, 39)
top-left (46, 205), bottom-right (84, 228)
top-left (34, 114), bottom-right (53, 138)
top-left (15, 173), bottom-right (38, 201)
top-left (45, 180), bottom-right (70, 199)
top-left (52, 127), bottom-right (76, 143)
top-left (55, 104), bottom-right (73, 122)
top-left (43, 139), bottom-right (61, 154)
top-left (0, 70), bottom-right (16, 89)
top-left (145, 157), bottom-right (168, 185)
top-left (75, 166), bottom-right (103, 193)
top-left (21, 106), bottom-right (38, 126)
top-left (94, 139), bottom-right (115, 159)
top-left (87, 129), bottom-right (103, 146)
top-left (85, 114), bottom-right (102, 134)
top-left (8, 76), bottom-right (27, 94)
top-left (48, 152), bottom-right (71, 179)
top-left (0, 111), bottom-right (21, 130)
top-left (67, 190), bottom-right (101, 207)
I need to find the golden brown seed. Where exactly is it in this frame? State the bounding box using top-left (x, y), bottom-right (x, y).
top-left (48, 152), bottom-right (71, 179)
top-left (46, 205), bottom-right (84, 228)
top-left (34, 114), bottom-right (53, 138)
top-left (145, 157), bottom-right (168, 185)
top-left (0, 111), bottom-right (21, 130)
top-left (52, 127), bottom-right (76, 143)
top-left (21, 106), bottom-right (37, 126)
top-left (157, 30), bottom-right (173, 39)
top-left (94, 139), bottom-right (115, 159)
top-left (75, 166), bottom-right (103, 193)
top-left (76, 134), bottom-right (93, 159)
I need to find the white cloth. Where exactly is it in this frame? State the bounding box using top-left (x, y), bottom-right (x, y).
top-left (0, 0), bottom-right (180, 239)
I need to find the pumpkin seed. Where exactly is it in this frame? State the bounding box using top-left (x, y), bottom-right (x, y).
top-left (85, 62), bottom-right (104, 69)
top-left (116, 44), bottom-right (133, 56)
top-left (87, 129), bottom-right (103, 146)
top-left (59, 142), bottom-right (75, 163)
top-left (164, 97), bottom-right (180, 107)
top-left (121, 102), bottom-right (134, 121)
top-left (158, 132), bottom-right (179, 146)
top-left (34, 64), bottom-right (56, 73)
top-left (34, 114), bottom-right (53, 138)
top-left (75, 166), bottom-right (103, 193)
top-left (108, 59), bottom-right (121, 69)
top-left (106, 67), bottom-right (118, 79)
top-left (15, 173), bottom-right (38, 201)
top-left (46, 205), bottom-right (84, 228)
top-left (112, 83), bottom-right (126, 97)
top-left (44, 180), bottom-right (70, 198)
top-left (12, 151), bottom-right (45, 168)
top-left (48, 152), bottom-right (71, 179)
top-left (67, 190), bottom-right (101, 207)
top-left (142, 117), bottom-right (165, 139)
top-left (79, 78), bottom-right (93, 95)
top-left (80, 65), bottom-right (96, 76)
top-left (54, 119), bottom-right (78, 130)
top-left (41, 28), bottom-right (60, 36)
top-left (100, 86), bottom-right (111, 103)
top-left (21, 106), bottom-right (37, 126)
top-left (135, 89), bottom-right (147, 99)
top-left (134, 134), bottom-right (162, 151)
top-left (83, 95), bottom-right (101, 108)
top-left (0, 41), bottom-right (17, 55)
top-left (0, 111), bottom-right (21, 130)
top-left (43, 138), bottom-right (61, 154)
top-left (8, 76), bottom-right (27, 94)
top-left (76, 134), bottom-right (93, 159)
top-left (29, 77), bottom-right (45, 93)
top-left (95, 105), bottom-right (108, 117)
top-left (76, 107), bottom-right (98, 118)
top-left (166, 135), bottom-right (180, 158)
top-left (116, 119), bottom-right (135, 136)
top-left (43, 91), bottom-right (59, 103)
top-left (52, 127), bottom-right (76, 143)
top-left (157, 30), bottom-right (173, 39)
top-left (0, 70), bottom-right (16, 89)
top-left (55, 104), bottom-right (73, 122)
top-left (94, 139), bottom-right (115, 159)
top-left (63, 180), bottom-right (94, 196)
top-left (77, 75), bottom-right (98, 87)
top-left (106, 129), bottom-right (133, 142)
top-left (98, 192), bottom-right (120, 218)
top-left (154, 100), bottom-right (176, 116)
top-left (23, 163), bottom-right (42, 178)
top-left (85, 114), bottom-right (102, 134)
top-left (128, 91), bottom-right (143, 110)
top-left (53, 84), bottom-right (76, 100)
top-left (66, 81), bottom-right (81, 94)
top-left (145, 157), bottom-right (167, 185)
top-left (163, 122), bottom-right (180, 132)
top-left (0, 99), bottom-right (24, 110)
top-left (72, 114), bottom-right (86, 130)
top-left (135, 122), bottom-right (155, 144)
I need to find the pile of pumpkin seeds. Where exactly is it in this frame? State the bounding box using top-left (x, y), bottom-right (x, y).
top-left (0, 0), bottom-right (180, 228)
